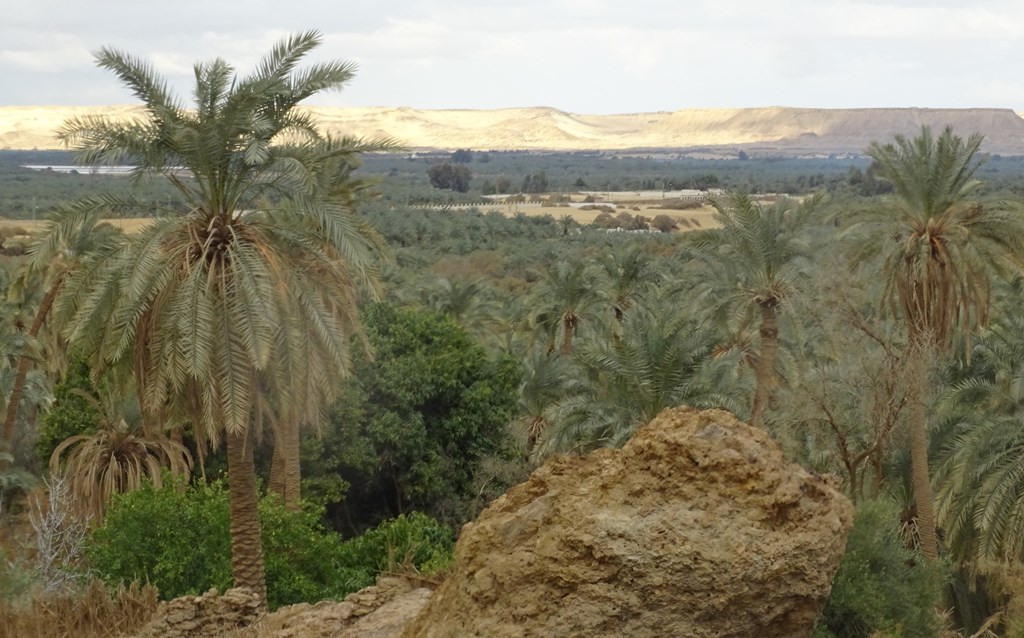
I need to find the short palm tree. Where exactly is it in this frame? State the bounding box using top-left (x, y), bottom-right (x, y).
top-left (55, 32), bottom-right (389, 606)
top-left (531, 261), bottom-right (602, 356)
top-left (690, 192), bottom-right (820, 428)
top-left (513, 348), bottom-right (580, 453)
top-left (598, 243), bottom-right (660, 323)
top-left (847, 125), bottom-right (1024, 559)
top-left (537, 302), bottom-right (737, 457)
top-left (50, 391), bottom-right (192, 521)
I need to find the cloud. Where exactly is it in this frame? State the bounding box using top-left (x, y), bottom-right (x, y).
top-left (2, 0), bottom-right (1023, 111)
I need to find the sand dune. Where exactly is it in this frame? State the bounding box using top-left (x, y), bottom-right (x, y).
top-left (4, 105), bottom-right (1024, 155)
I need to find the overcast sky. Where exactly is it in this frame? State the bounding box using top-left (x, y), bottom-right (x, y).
top-left (3, 0), bottom-right (1023, 114)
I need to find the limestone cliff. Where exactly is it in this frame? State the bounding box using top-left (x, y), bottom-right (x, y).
top-left (3, 105), bottom-right (1023, 154)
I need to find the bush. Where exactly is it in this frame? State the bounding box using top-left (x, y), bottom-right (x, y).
top-left (333, 513), bottom-right (455, 592)
top-left (87, 480), bottom-right (454, 609)
top-left (814, 499), bottom-right (947, 638)
top-left (37, 354), bottom-right (101, 466)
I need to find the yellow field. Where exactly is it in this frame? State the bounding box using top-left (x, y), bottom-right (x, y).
top-left (0, 218), bottom-right (155, 234)
top-left (476, 202), bottom-right (720, 230)
top-left (0, 201), bottom-right (720, 236)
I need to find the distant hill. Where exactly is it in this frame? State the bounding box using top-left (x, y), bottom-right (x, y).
top-left (4, 105), bottom-right (1024, 156)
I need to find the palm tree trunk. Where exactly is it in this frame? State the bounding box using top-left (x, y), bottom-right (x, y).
top-left (750, 302), bottom-right (778, 429)
top-left (561, 315), bottom-right (576, 356)
top-left (0, 281), bottom-right (62, 469)
top-left (907, 353), bottom-right (938, 559)
top-left (268, 441), bottom-right (286, 500)
top-left (268, 420), bottom-right (301, 511)
top-left (226, 428), bottom-right (267, 609)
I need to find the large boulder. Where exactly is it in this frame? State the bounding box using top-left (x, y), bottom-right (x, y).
top-left (402, 407), bottom-right (854, 638)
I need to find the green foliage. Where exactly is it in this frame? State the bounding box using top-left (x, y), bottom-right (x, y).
top-left (521, 171), bottom-right (549, 194)
top-left (88, 480), bottom-right (454, 609)
top-left (428, 162), bottom-right (472, 192)
top-left (332, 512), bottom-right (455, 592)
top-left (88, 481), bottom-right (233, 602)
top-left (814, 499), bottom-right (946, 638)
top-left (313, 302), bottom-right (520, 529)
top-left (37, 354), bottom-right (101, 466)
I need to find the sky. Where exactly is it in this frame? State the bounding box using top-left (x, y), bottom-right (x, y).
top-left (3, 0), bottom-right (1023, 114)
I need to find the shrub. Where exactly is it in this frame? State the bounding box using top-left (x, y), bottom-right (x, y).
top-left (650, 214), bottom-right (679, 233)
top-left (333, 513), bottom-right (456, 592)
top-left (88, 480), bottom-right (454, 609)
top-left (814, 499), bottom-right (947, 638)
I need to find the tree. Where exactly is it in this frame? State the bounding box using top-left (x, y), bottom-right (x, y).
top-left (0, 208), bottom-right (121, 469)
top-left (427, 162), bottom-right (471, 192)
top-left (312, 303), bottom-right (519, 529)
top-left (55, 31), bottom-right (388, 607)
top-left (531, 261), bottom-right (602, 356)
top-left (598, 243), bottom-right (660, 323)
top-left (451, 149), bottom-right (472, 164)
top-left (846, 125), bottom-right (1024, 559)
top-left (49, 390), bottom-right (192, 521)
top-left (538, 302), bottom-right (737, 456)
top-left (691, 192), bottom-right (820, 429)
top-left (521, 171), bottom-right (549, 194)
top-left (932, 299), bottom-right (1024, 563)
top-left (650, 214), bottom-right (678, 233)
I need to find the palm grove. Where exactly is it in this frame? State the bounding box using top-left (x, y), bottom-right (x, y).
top-left (4, 31), bottom-right (1024, 637)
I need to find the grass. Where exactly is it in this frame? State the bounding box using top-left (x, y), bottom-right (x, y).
top-left (0, 579), bottom-right (158, 638)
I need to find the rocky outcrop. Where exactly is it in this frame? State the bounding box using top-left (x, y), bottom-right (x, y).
top-left (257, 577), bottom-right (433, 638)
top-left (131, 587), bottom-right (262, 638)
top-left (402, 407), bottom-right (854, 638)
top-left (129, 577), bottom-right (433, 638)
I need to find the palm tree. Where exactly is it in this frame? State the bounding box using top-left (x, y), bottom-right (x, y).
top-left (932, 301), bottom-right (1024, 563)
top-left (598, 243), bottom-right (660, 324)
top-left (49, 390), bottom-right (192, 521)
top-left (531, 261), bottom-right (602, 356)
top-left (537, 302), bottom-right (738, 457)
top-left (513, 348), bottom-right (579, 453)
top-left (54, 32), bottom-right (388, 606)
top-left (0, 209), bottom-right (120, 468)
top-left (847, 125), bottom-right (1024, 559)
top-left (690, 192), bottom-right (820, 428)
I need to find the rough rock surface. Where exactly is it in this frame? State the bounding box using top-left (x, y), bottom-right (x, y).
top-left (250, 577), bottom-right (433, 638)
top-left (402, 407), bottom-right (854, 638)
top-left (129, 577), bottom-right (433, 638)
top-left (130, 587), bottom-right (262, 638)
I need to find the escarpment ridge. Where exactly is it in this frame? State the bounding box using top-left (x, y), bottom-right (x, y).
top-left (3, 105), bottom-right (1024, 155)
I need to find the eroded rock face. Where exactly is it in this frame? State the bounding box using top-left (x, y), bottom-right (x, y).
top-left (130, 577), bottom-right (433, 638)
top-left (131, 587), bottom-right (262, 638)
top-left (402, 407), bottom-right (854, 638)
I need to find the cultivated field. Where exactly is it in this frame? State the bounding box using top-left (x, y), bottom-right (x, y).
top-left (0, 218), bottom-right (155, 234)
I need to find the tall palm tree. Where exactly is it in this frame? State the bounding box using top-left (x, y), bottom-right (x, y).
top-left (690, 193), bottom-right (820, 428)
top-left (933, 300), bottom-right (1024, 563)
top-left (54, 32), bottom-right (388, 607)
top-left (0, 209), bottom-right (121, 468)
top-left (847, 125), bottom-right (1024, 559)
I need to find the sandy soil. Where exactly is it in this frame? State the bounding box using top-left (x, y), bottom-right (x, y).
top-left (0, 218), bottom-right (153, 234)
